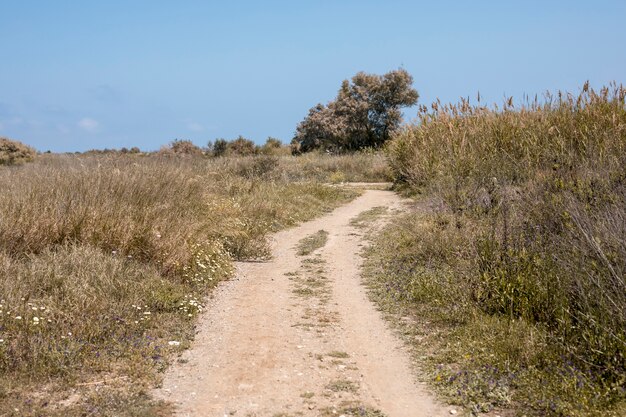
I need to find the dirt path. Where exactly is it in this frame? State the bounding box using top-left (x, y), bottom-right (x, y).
top-left (156, 190), bottom-right (448, 417)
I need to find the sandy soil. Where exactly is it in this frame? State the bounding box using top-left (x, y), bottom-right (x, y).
top-left (156, 189), bottom-right (449, 417)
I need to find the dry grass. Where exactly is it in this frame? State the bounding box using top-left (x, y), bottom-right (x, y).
top-left (0, 137), bottom-right (36, 166)
top-left (372, 83), bottom-right (626, 415)
top-left (325, 379), bottom-right (359, 393)
top-left (349, 206), bottom-right (388, 229)
top-left (296, 230), bottom-right (329, 256)
top-left (210, 151), bottom-right (391, 183)
top-left (0, 154), bottom-right (360, 415)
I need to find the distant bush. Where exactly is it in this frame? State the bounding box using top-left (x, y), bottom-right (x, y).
top-left (0, 137), bottom-right (36, 166)
top-left (209, 136), bottom-right (258, 157)
top-left (264, 137), bottom-right (282, 149)
top-left (161, 139), bottom-right (203, 156)
top-left (84, 147), bottom-right (141, 155)
top-left (228, 136), bottom-right (256, 156)
top-left (212, 138), bottom-right (229, 157)
top-left (120, 146), bottom-right (141, 154)
top-left (259, 137), bottom-right (288, 155)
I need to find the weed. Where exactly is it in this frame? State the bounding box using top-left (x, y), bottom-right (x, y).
top-left (328, 171), bottom-right (346, 184)
top-left (296, 230), bottom-right (329, 256)
top-left (320, 401), bottom-right (386, 417)
top-left (293, 287), bottom-right (315, 297)
top-left (349, 207), bottom-right (388, 228)
top-left (325, 379), bottom-right (359, 393)
top-left (326, 351), bottom-right (350, 359)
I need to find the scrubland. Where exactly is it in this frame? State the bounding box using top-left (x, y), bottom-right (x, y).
top-left (364, 83), bottom-right (626, 416)
top-left (2, 81), bottom-right (624, 417)
top-left (209, 150), bottom-right (391, 183)
top-left (0, 154), bottom-right (372, 415)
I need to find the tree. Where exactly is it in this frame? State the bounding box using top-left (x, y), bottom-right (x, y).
top-left (293, 69), bottom-right (418, 152)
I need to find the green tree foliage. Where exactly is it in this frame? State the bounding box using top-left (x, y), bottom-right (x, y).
top-left (293, 69), bottom-right (418, 152)
top-left (212, 138), bottom-right (228, 156)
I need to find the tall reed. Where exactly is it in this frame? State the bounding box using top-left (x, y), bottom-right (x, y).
top-left (385, 83), bottom-right (626, 414)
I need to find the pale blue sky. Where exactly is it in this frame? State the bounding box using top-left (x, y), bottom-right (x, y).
top-left (1, 1), bottom-right (624, 152)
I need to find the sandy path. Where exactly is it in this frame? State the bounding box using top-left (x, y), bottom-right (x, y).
top-left (156, 190), bottom-right (448, 417)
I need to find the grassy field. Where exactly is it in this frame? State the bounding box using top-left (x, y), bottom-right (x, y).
top-left (2, 83), bottom-right (623, 416)
top-left (0, 154), bottom-right (366, 416)
top-left (209, 150), bottom-right (392, 183)
top-left (363, 84), bottom-right (626, 416)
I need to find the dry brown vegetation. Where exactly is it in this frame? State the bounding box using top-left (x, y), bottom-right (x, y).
top-left (213, 151), bottom-right (392, 183)
top-left (365, 83), bottom-right (626, 416)
top-left (0, 137), bottom-right (36, 166)
top-left (0, 154), bottom-right (366, 415)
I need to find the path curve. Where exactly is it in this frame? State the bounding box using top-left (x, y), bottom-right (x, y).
top-left (156, 189), bottom-right (448, 417)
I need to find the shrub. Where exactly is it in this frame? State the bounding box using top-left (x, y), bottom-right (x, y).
top-left (328, 171), bottom-right (346, 184)
top-left (264, 137), bottom-right (282, 149)
top-left (161, 139), bottom-right (203, 156)
top-left (228, 136), bottom-right (256, 156)
top-left (0, 137), bottom-right (36, 166)
top-left (236, 155), bottom-right (280, 179)
top-left (384, 83), bottom-right (626, 414)
top-left (212, 138), bottom-right (229, 157)
top-left (259, 137), bottom-right (286, 155)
